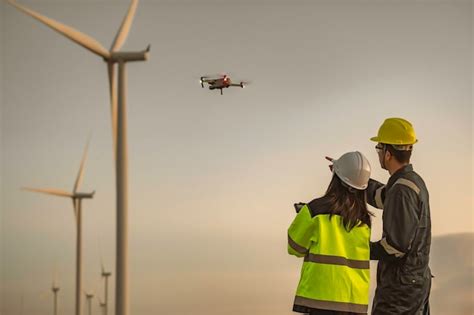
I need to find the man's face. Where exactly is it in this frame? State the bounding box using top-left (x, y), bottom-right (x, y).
top-left (375, 143), bottom-right (388, 170)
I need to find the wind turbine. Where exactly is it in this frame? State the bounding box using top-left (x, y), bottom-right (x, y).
top-left (7, 2), bottom-right (150, 315)
top-left (85, 291), bottom-right (95, 315)
top-left (51, 280), bottom-right (60, 315)
top-left (19, 292), bottom-right (24, 315)
top-left (97, 297), bottom-right (106, 315)
top-left (22, 141), bottom-right (94, 315)
top-left (51, 266), bottom-right (61, 315)
top-left (100, 259), bottom-right (112, 315)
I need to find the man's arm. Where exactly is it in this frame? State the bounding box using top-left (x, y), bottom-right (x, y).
top-left (366, 179), bottom-right (386, 209)
top-left (370, 185), bottom-right (420, 261)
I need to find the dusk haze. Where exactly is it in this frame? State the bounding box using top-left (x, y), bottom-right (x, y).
top-left (1, 0), bottom-right (472, 315)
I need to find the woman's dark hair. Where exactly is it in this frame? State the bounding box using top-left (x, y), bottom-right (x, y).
top-left (317, 174), bottom-right (372, 231)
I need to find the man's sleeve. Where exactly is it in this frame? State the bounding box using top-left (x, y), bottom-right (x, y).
top-left (370, 185), bottom-right (420, 261)
top-left (288, 204), bottom-right (315, 257)
top-left (366, 178), bottom-right (386, 209)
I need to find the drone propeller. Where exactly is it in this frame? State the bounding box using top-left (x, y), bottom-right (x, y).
top-left (230, 81), bottom-right (250, 88)
top-left (201, 73), bottom-right (228, 79)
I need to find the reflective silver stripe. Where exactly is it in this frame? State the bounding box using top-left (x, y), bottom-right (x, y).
top-left (374, 186), bottom-right (385, 209)
top-left (304, 253), bottom-right (369, 269)
top-left (393, 178), bottom-right (420, 195)
top-left (294, 296), bottom-right (368, 313)
top-left (380, 237), bottom-right (405, 257)
top-left (288, 234), bottom-right (308, 255)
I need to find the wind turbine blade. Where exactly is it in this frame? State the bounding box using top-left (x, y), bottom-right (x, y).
top-left (22, 187), bottom-right (73, 198)
top-left (107, 63), bottom-right (118, 161)
top-left (52, 263), bottom-right (58, 287)
top-left (99, 239), bottom-right (105, 275)
top-left (7, 0), bottom-right (110, 59)
top-left (101, 256), bottom-right (105, 275)
top-left (72, 199), bottom-right (78, 222)
top-left (110, 0), bottom-right (139, 52)
top-left (73, 137), bottom-right (91, 193)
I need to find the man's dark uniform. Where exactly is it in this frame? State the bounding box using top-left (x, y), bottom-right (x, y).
top-left (367, 164), bottom-right (432, 315)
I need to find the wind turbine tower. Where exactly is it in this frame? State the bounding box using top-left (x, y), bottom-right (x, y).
top-left (85, 292), bottom-right (95, 315)
top-left (98, 297), bottom-right (106, 315)
top-left (7, 2), bottom-right (150, 315)
top-left (101, 262), bottom-right (112, 315)
top-left (19, 293), bottom-right (24, 315)
top-left (52, 281), bottom-right (60, 315)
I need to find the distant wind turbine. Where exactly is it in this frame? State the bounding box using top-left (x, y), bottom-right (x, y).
top-left (19, 292), bottom-right (24, 315)
top-left (7, 2), bottom-right (150, 314)
top-left (97, 297), bottom-right (106, 315)
top-left (22, 140), bottom-right (94, 315)
top-left (51, 280), bottom-right (60, 315)
top-left (51, 266), bottom-right (61, 315)
top-left (100, 258), bottom-right (112, 315)
top-left (85, 291), bottom-right (95, 315)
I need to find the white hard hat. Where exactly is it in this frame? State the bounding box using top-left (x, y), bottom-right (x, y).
top-left (332, 151), bottom-right (371, 190)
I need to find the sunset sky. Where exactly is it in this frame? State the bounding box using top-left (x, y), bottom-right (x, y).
top-left (1, 0), bottom-right (472, 314)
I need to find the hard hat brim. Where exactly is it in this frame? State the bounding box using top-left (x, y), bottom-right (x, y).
top-left (370, 136), bottom-right (418, 145)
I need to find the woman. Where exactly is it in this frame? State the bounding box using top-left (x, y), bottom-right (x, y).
top-left (288, 151), bottom-right (372, 315)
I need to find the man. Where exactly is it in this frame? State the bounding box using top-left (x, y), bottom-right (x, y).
top-left (366, 117), bottom-right (432, 314)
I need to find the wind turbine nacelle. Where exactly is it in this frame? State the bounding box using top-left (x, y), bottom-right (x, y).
top-left (110, 45), bottom-right (150, 62)
top-left (74, 191), bottom-right (95, 199)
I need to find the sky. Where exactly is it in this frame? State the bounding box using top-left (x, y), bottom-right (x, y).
top-left (1, 0), bottom-right (473, 314)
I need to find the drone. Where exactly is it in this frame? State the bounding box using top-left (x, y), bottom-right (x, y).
top-left (200, 74), bottom-right (247, 95)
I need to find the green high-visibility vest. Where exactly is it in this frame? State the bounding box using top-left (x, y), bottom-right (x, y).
top-left (288, 204), bottom-right (370, 314)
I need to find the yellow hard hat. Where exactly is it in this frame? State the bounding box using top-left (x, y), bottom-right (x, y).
top-left (370, 117), bottom-right (418, 146)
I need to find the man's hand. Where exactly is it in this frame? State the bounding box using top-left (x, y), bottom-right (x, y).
top-left (325, 156), bottom-right (334, 172)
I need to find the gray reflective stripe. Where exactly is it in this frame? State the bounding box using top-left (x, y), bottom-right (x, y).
top-left (288, 234), bottom-right (308, 255)
top-left (374, 186), bottom-right (385, 209)
top-left (304, 253), bottom-right (369, 269)
top-left (380, 237), bottom-right (405, 257)
top-left (393, 178), bottom-right (420, 195)
top-left (294, 296), bottom-right (368, 313)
